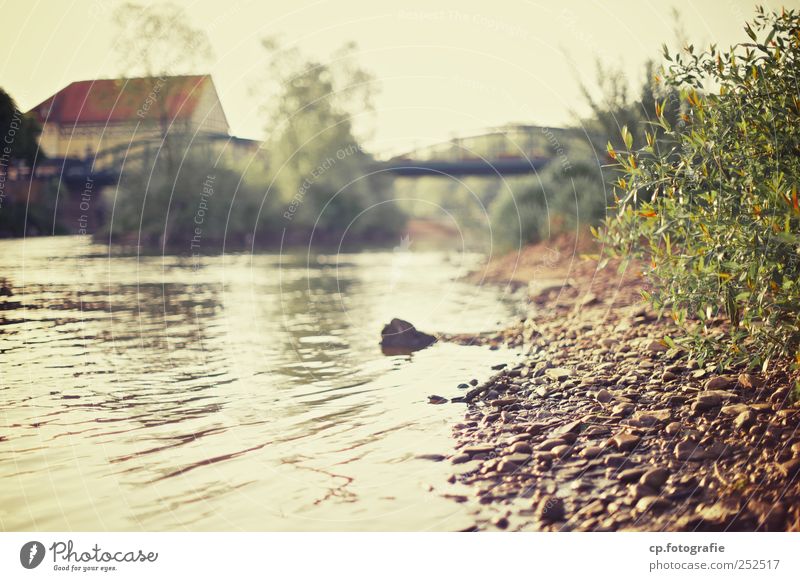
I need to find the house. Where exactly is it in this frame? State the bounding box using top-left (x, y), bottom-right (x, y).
top-left (29, 75), bottom-right (232, 159)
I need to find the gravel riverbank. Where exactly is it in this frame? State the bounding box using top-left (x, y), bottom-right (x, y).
top-left (437, 241), bottom-right (800, 531)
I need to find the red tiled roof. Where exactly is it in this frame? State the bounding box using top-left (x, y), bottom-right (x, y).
top-left (29, 75), bottom-right (214, 126)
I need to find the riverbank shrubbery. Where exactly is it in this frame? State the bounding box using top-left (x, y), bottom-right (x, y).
top-left (601, 7), bottom-right (800, 369)
top-left (486, 59), bottom-right (681, 250)
top-left (104, 139), bottom-right (264, 248)
top-left (489, 158), bottom-right (608, 249)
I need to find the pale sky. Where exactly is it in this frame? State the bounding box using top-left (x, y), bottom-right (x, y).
top-left (1, 0), bottom-right (794, 155)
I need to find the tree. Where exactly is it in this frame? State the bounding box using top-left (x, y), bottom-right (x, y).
top-left (257, 39), bottom-right (401, 241)
top-left (111, 2), bottom-right (213, 79)
top-left (0, 87), bottom-right (42, 165)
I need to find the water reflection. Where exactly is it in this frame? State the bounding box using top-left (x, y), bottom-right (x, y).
top-left (0, 236), bottom-right (518, 530)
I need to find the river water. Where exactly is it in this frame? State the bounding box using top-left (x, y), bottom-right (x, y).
top-left (0, 236), bottom-right (519, 531)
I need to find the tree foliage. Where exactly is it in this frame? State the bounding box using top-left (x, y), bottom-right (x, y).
top-left (258, 39), bottom-right (402, 241)
top-left (602, 7), bottom-right (800, 369)
top-left (0, 87), bottom-right (42, 165)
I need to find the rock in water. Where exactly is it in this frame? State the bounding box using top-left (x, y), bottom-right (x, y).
top-left (380, 318), bottom-right (436, 353)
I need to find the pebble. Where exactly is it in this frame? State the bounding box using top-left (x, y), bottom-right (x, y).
top-left (695, 502), bottom-right (738, 526)
top-left (497, 460), bottom-right (519, 474)
top-left (733, 410), bottom-right (755, 430)
top-left (636, 497), bottom-right (672, 513)
top-left (551, 445), bottom-right (572, 459)
top-left (545, 367), bottom-right (572, 381)
top-left (737, 373), bottom-right (763, 390)
top-left (493, 516), bottom-right (510, 529)
top-left (629, 483), bottom-right (657, 498)
top-left (640, 467), bottom-right (670, 489)
top-left (777, 459), bottom-right (800, 479)
top-left (665, 421), bottom-right (682, 435)
top-left (721, 403), bottom-right (750, 416)
top-left (693, 393), bottom-right (722, 411)
top-left (632, 409), bottom-right (671, 425)
top-left (451, 454), bottom-right (471, 464)
top-left (611, 433), bottom-right (641, 452)
top-left (612, 402), bottom-right (635, 416)
top-left (462, 444), bottom-right (494, 456)
top-left (428, 395), bottom-right (448, 404)
top-left (595, 388), bottom-right (612, 403)
top-left (554, 420), bottom-right (583, 436)
top-left (674, 440), bottom-right (707, 461)
top-left (747, 499), bottom-right (786, 529)
top-left (604, 454), bottom-right (628, 467)
top-left (510, 442), bottom-right (532, 454)
top-left (538, 438), bottom-right (567, 451)
top-left (416, 454), bottom-right (446, 462)
top-left (704, 375), bottom-right (734, 390)
top-left (618, 467), bottom-right (648, 483)
top-left (506, 453), bottom-right (532, 464)
top-left (581, 445), bottom-right (603, 459)
top-left (536, 496), bottom-right (565, 522)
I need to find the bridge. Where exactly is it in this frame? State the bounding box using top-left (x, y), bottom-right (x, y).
top-left (21, 124), bottom-right (569, 187)
top-left (379, 125), bottom-right (569, 177)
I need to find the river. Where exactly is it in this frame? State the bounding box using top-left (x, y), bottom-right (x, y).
top-left (0, 236), bottom-right (520, 531)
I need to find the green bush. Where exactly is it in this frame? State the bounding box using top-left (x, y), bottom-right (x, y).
top-left (490, 160), bottom-right (608, 248)
top-left (601, 7), bottom-right (800, 369)
top-left (105, 138), bottom-right (262, 248)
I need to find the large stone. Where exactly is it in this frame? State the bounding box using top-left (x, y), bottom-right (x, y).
top-left (380, 318), bottom-right (436, 352)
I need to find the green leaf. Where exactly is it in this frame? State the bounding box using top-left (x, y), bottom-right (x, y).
top-left (621, 126), bottom-right (633, 150)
